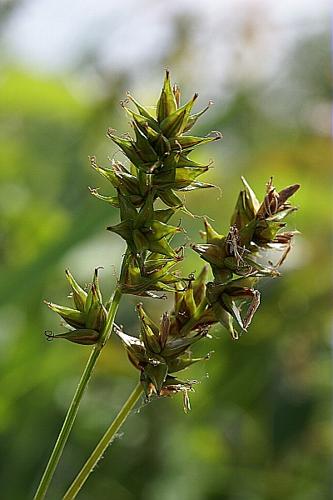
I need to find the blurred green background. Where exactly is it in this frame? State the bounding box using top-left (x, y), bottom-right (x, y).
top-left (0, 1), bottom-right (331, 499)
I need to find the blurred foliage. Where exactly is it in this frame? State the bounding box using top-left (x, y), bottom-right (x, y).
top-left (0, 8), bottom-right (331, 500)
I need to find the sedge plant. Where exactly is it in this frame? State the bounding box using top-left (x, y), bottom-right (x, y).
top-left (34, 71), bottom-right (300, 499)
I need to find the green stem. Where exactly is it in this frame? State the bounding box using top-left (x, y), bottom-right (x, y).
top-left (63, 383), bottom-right (144, 500)
top-left (34, 286), bottom-right (123, 500)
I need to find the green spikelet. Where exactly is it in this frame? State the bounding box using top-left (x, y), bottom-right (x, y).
top-left (92, 70), bottom-right (222, 210)
top-left (116, 299), bottom-right (212, 407)
top-left (192, 178), bottom-right (300, 339)
top-left (44, 269), bottom-right (107, 345)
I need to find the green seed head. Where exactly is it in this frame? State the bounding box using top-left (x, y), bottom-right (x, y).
top-left (44, 269), bottom-right (107, 345)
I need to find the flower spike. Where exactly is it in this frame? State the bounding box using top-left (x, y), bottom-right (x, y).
top-left (44, 269), bottom-right (107, 345)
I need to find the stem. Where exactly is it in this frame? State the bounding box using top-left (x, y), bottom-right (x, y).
top-left (34, 286), bottom-right (123, 500)
top-left (63, 383), bottom-right (143, 500)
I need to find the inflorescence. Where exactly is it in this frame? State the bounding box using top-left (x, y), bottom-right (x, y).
top-left (45, 71), bottom-right (300, 410)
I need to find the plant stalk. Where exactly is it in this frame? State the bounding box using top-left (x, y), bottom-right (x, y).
top-left (34, 286), bottom-right (123, 500)
top-left (63, 383), bottom-right (144, 499)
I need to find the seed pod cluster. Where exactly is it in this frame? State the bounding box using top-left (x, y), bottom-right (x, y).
top-left (91, 71), bottom-right (222, 295)
top-left (169, 266), bottom-right (216, 335)
top-left (116, 281), bottom-right (213, 412)
top-left (119, 253), bottom-right (181, 298)
top-left (44, 269), bottom-right (107, 345)
top-left (115, 265), bottom-right (218, 411)
top-left (193, 177), bottom-right (300, 339)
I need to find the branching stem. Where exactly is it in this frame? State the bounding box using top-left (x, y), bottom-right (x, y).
top-left (63, 383), bottom-right (143, 499)
top-left (34, 262), bottom-right (127, 499)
